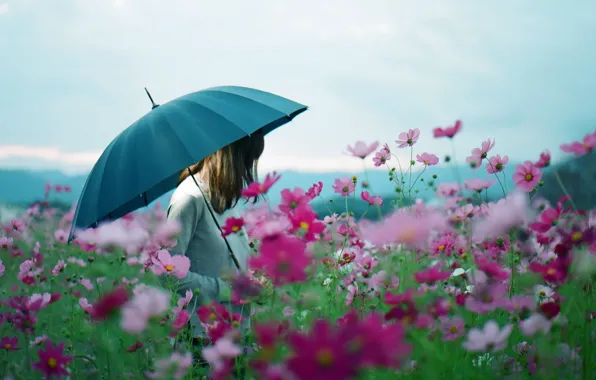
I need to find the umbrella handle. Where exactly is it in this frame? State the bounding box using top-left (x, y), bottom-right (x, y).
top-left (189, 172), bottom-right (242, 272)
top-left (144, 87), bottom-right (160, 109)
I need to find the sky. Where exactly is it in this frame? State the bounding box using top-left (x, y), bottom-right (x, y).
top-left (1, 0), bottom-right (595, 175)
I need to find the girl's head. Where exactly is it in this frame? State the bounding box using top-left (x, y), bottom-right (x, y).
top-left (178, 130), bottom-right (265, 213)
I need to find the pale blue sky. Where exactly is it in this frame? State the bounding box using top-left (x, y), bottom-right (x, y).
top-left (1, 0), bottom-right (595, 174)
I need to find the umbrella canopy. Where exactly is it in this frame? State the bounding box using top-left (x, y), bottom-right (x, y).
top-left (68, 86), bottom-right (307, 241)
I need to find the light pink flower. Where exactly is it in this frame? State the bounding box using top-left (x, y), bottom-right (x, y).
top-left (52, 260), bottom-right (66, 276)
top-left (464, 179), bottom-right (495, 192)
top-left (332, 177), bottom-right (355, 197)
top-left (396, 128), bottom-right (420, 148)
top-left (372, 146), bottom-right (391, 166)
top-left (151, 250), bottom-right (190, 279)
top-left (201, 337), bottom-right (242, 372)
top-left (346, 140), bottom-right (380, 159)
top-left (416, 152), bottom-right (439, 166)
top-left (486, 154), bottom-right (509, 174)
top-left (519, 313), bottom-right (552, 337)
top-left (0, 259), bottom-right (4, 278)
top-left (121, 286), bottom-right (171, 334)
top-left (440, 316), bottom-right (465, 341)
top-left (463, 320), bottom-right (513, 353)
top-left (146, 352), bottom-right (193, 379)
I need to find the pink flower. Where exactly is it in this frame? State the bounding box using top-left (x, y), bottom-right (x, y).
top-left (172, 290), bottom-right (193, 314)
top-left (464, 179), bottom-right (495, 192)
top-left (279, 188), bottom-right (309, 213)
top-left (414, 265), bottom-right (452, 285)
top-left (249, 234), bottom-right (310, 286)
top-left (361, 191), bottom-right (383, 206)
top-left (51, 260), bottom-right (66, 276)
top-left (486, 154), bottom-right (509, 174)
top-left (151, 250), bottom-right (190, 279)
top-left (0, 237), bottom-right (13, 250)
top-left (372, 146), bottom-right (391, 167)
top-left (535, 149), bottom-right (551, 168)
top-left (121, 286), bottom-right (171, 334)
top-left (53, 229), bottom-right (68, 244)
top-left (416, 152), bottom-right (439, 166)
top-left (433, 120), bottom-right (462, 139)
top-left (513, 161), bottom-right (542, 192)
top-left (0, 259), bottom-right (4, 278)
top-left (146, 352), bottom-right (193, 379)
top-left (473, 192), bottom-right (530, 241)
top-left (463, 320), bottom-right (513, 353)
top-left (201, 337), bottom-right (242, 374)
top-left (560, 131), bottom-right (596, 156)
top-left (530, 205), bottom-right (562, 233)
top-left (396, 128), bottom-right (420, 148)
top-left (346, 141), bottom-right (380, 159)
top-left (241, 172), bottom-right (281, 198)
top-left (359, 210), bottom-right (447, 249)
top-left (465, 283), bottom-right (508, 314)
top-left (75, 219), bottom-right (149, 251)
top-left (436, 183), bottom-right (460, 198)
top-left (440, 316), bottom-right (465, 341)
top-left (332, 177), bottom-right (355, 197)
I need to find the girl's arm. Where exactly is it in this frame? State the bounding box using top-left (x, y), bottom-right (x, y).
top-left (167, 192), bottom-right (230, 303)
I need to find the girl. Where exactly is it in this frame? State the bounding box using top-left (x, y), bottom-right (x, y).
top-left (167, 129), bottom-right (265, 376)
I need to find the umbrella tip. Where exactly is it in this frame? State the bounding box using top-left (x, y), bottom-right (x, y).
top-left (144, 87), bottom-right (160, 109)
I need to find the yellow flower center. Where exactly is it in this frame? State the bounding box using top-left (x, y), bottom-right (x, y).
top-left (232, 226), bottom-right (240, 232)
top-left (525, 173), bottom-right (533, 181)
top-left (165, 264), bottom-right (174, 272)
top-left (546, 268), bottom-right (556, 276)
top-left (4, 343), bottom-right (11, 349)
top-left (300, 221), bottom-right (309, 229)
top-left (399, 227), bottom-right (416, 243)
top-left (438, 244), bottom-right (445, 251)
top-left (316, 349), bottom-right (334, 367)
top-left (209, 312), bottom-right (216, 321)
top-left (48, 357), bottom-right (57, 368)
top-left (571, 232), bottom-right (582, 241)
top-left (450, 326), bottom-right (458, 333)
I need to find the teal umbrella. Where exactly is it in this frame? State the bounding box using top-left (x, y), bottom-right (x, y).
top-left (68, 86), bottom-right (307, 241)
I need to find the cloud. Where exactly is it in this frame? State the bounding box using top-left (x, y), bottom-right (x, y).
top-left (0, 145), bottom-right (101, 165)
top-left (1, 0), bottom-right (596, 174)
top-left (0, 3), bottom-right (8, 14)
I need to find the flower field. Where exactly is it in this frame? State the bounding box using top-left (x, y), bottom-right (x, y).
top-left (0, 121), bottom-right (595, 379)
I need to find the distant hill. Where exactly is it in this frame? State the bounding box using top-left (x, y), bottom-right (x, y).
top-left (4, 151), bottom-right (594, 223)
top-left (0, 164), bottom-right (509, 210)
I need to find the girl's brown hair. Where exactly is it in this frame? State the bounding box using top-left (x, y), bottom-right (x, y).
top-left (178, 130), bottom-right (265, 213)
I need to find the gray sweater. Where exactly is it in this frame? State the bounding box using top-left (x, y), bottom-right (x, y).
top-left (166, 175), bottom-right (251, 337)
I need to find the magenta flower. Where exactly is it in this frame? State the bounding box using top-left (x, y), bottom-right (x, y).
top-left (241, 172), bottom-right (281, 198)
top-left (535, 149), bottom-right (551, 168)
top-left (221, 216), bottom-right (244, 236)
top-left (1, 336), bottom-right (18, 351)
top-left (395, 128), bottom-right (420, 148)
top-left (306, 182), bottom-right (323, 199)
top-left (513, 161), bottom-right (542, 192)
top-left (279, 187), bottom-right (309, 214)
top-left (249, 234), bottom-right (310, 286)
top-left (332, 177), bottom-right (355, 197)
top-left (465, 283), bottom-right (508, 314)
top-left (32, 341), bottom-right (73, 379)
top-left (151, 250), bottom-right (190, 279)
top-left (414, 265), bottom-right (452, 285)
top-left (416, 152), bottom-right (439, 166)
top-left (440, 316), bottom-right (465, 341)
top-left (346, 140), bottom-right (380, 159)
top-left (433, 120), bottom-right (462, 139)
top-left (361, 191), bottom-right (383, 206)
top-left (463, 320), bottom-right (513, 354)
